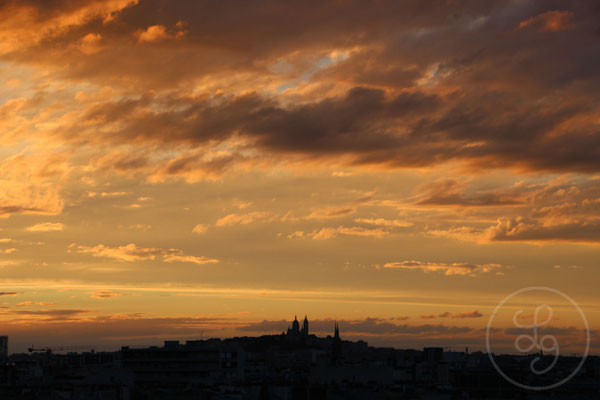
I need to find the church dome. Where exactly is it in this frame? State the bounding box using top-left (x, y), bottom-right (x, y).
top-left (291, 315), bottom-right (300, 332)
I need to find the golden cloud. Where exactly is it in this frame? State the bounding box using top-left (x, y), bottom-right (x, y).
top-left (26, 222), bottom-right (65, 232)
top-left (383, 261), bottom-right (502, 276)
top-left (310, 226), bottom-right (389, 240)
top-left (215, 212), bottom-right (271, 227)
top-left (75, 243), bottom-right (218, 265)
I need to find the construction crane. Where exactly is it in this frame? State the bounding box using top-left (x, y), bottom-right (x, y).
top-left (28, 345), bottom-right (93, 354)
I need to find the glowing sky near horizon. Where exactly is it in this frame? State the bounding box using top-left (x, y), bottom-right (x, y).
top-left (0, 0), bottom-right (599, 354)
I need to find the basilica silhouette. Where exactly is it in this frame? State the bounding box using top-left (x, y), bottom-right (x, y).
top-left (286, 315), bottom-right (309, 338)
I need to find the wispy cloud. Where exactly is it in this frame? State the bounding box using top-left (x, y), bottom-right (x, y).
top-left (136, 24), bottom-right (186, 43)
top-left (438, 310), bottom-right (484, 319)
top-left (162, 254), bottom-right (219, 265)
top-left (354, 218), bottom-right (413, 227)
top-left (310, 226), bottom-right (389, 240)
top-left (74, 243), bottom-right (218, 265)
top-left (87, 191), bottom-right (128, 198)
top-left (383, 261), bottom-right (502, 276)
top-left (215, 212), bottom-right (271, 227)
top-left (89, 290), bottom-right (132, 299)
top-left (17, 301), bottom-right (56, 307)
top-left (192, 224), bottom-right (208, 234)
top-left (518, 10), bottom-right (574, 32)
top-left (26, 222), bottom-right (65, 232)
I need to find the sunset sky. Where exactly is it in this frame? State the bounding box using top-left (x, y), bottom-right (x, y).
top-left (0, 0), bottom-right (599, 354)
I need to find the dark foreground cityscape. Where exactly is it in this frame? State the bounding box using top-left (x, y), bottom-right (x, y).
top-left (0, 316), bottom-right (598, 400)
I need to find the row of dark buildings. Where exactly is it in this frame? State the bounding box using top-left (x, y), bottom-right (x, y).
top-left (1, 317), bottom-right (600, 399)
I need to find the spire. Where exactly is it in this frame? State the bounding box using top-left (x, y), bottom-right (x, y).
top-left (302, 315), bottom-right (309, 336)
top-left (334, 321), bottom-right (340, 339)
top-left (332, 321), bottom-right (342, 364)
top-left (291, 314), bottom-right (300, 333)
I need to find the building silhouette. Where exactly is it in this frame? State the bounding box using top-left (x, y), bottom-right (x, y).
top-left (0, 336), bottom-right (7, 362)
top-left (331, 322), bottom-right (342, 364)
top-left (286, 315), bottom-right (309, 338)
top-left (1, 328), bottom-right (599, 399)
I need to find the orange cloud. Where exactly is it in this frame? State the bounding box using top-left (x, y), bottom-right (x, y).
top-left (26, 222), bottom-right (65, 232)
top-left (75, 243), bottom-right (218, 265)
top-left (76, 243), bottom-right (163, 261)
top-left (0, 0), bottom-right (138, 54)
top-left (0, 1), bottom-right (595, 180)
top-left (383, 261), bottom-right (502, 276)
top-left (136, 22), bottom-right (187, 43)
top-left (354, 218), bottom-right (413, 228)
top-left (518, 10), bottom-right (574, 32)
top-left (136, 25), bottom-right (169, 42)
top-left (0, 308), bottom-right (88, 321)
top-left (75, 33), bottom-right (104, 54)
top-left (88, 191), bottom-right (128, 198)
top-left (305, 205), bottom-right (357, 220)
top-left (192, 224), bottom-right (208, 234)
top-left (421, 177), bottom-right (600, 245)
top-left (89, 290), bottom-right (131, 299)
top-left (0, 154), bottom-right (67, 218)
top-left (215, 212), bottom-right (271, 227)
top-left (17, 301), bottom-right (56, 307)
top-left (162, 254), bottom-right (219, 265)
top-left (310, 226), bottom-right (388, 240)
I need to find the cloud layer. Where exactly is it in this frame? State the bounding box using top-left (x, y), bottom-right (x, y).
top-left (2, 0), bottom-right (600, 178)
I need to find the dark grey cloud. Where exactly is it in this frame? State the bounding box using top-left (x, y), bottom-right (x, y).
top-left (0, 206), bottom-right (45, 216)
top-left (59, 82), bottom-right (600, 174)
top-left (439, 310), bottom-right (483, 319)
top-left (415, 179), bottom-right (523, 207)
top-left (504, 326), bottom-right (586, 336)
top-left (4, 0), bottom-right (600, 174)
top-left (237, 317), bottom-right (474, 336)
